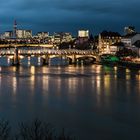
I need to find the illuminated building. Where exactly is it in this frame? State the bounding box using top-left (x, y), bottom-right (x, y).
top-left (110, 42), bottom-right (125, 54)
top-left (3, 31), bottom-right (13, 38)
top-left (78, 30), bottom-right (89, 38)
top-left (37, 32), bottom-right (49, 39)
top-left (53, 32), bottom-right (73, 44)
top-left (98, 31), bottom-right (121, 54)
top-left (16, 29), bottom-right (32, 38)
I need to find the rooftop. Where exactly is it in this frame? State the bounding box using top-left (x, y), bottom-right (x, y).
top-left (100, 31), bottom-right (121, 37)
top-left (122, 32), bottom-right (139, 38)
top-left (133, 40), bottom-right (140, 48)
top-left (111, 42), bottom-right (125, 46)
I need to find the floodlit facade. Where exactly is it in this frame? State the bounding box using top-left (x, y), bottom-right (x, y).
top-left (53, 32), bottom-right (73, 44)
top-left (25, 30), bottom-right (32, 38)
top-left (98, 31), bottom-right (121, 54)
top-left (3, 31), bottom-right (13, 38)
top-left (16, 29), bottom-right (32, 38)
top-left (37, 32), bottom-right (49, 39)
top-left (78, 30), bottom-right (89, 38)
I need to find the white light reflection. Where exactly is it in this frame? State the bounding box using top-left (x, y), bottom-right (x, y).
top-left (28, 57), bottom-right (31, 65)
top-left (96, 77), bottom-right (101, 107)
top-left (66, 66), bottom-right (76, 74)
top-left (95, 65), bottom-right (101, 93)
top-left (7, 58), bottom-right (10, 65)
top-left (95, 66), bottom-right (101, 106)
top-left (126, 68), bottom-right (131, 80)
top-left (42, 67), bottom-right (49, 93)
top-left (104, 75), bottom-right (111, 96)
top-left (68, 78), bottom-right (77, 93)
top-left (30, 66), bottom-right (35, 92)
top-left (114, 66), bottom-right (117, 80)
top-left (126, 69), bottom-right (131, 95)
top-left (80, 65), bottom-right (84, 74)
top-left (12, 76), bottom-right (17, 95)
top-left (67, 78), bottom-right (77, 103)
top-left (38, 57), bottom-right (41, 65)
top-left (93, 65), bottom-right (101, 74)
top-left (56, 78), bottom-right (61, 94)
top-left (12, 66), bottom-right (17, 72)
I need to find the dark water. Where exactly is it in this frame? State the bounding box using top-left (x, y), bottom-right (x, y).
top-left (0, 65), bottom-right (140, 140)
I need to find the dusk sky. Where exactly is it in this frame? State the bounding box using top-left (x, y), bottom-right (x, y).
top-left (0, 0), bottom-right (140, 35)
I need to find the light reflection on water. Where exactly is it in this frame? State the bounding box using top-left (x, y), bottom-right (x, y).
top-left (0, 65), bottom-right (139, 140)
top-left (42, 67), bottom-right (49, 93)
top-left (12, 77), bottom-right (17, 95)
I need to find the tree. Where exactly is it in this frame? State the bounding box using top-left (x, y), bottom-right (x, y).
top-left (0, 119), bottom-right (10, 140)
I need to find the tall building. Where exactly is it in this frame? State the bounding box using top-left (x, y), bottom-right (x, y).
top-left (16, 30), bottom-right (24, 38)
top-left (16, 29), bottom-right (32, 38)
top-left (13, 20), bottom-right (17, 38)
top-left (78, 30), bottom-right (89, 38)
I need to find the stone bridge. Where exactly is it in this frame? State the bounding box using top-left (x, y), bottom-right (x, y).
top-left (0, 46), bottom-right (98, 65)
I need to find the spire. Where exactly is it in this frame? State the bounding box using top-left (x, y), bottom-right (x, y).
top-left (13, 20), bottom-right (17, 38)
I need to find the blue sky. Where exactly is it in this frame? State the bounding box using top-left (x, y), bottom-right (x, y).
top-left (0, 0), bottom-right (140, 35)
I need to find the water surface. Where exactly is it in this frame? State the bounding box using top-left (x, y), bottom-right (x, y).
top-left (0, 65), bottom-right (140, 140)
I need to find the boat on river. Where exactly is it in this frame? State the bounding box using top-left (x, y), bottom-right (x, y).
top-left (119, 57), bottom-right (140, 68)
top-left (100, 54), bottom-right (120, 66)
top-left (100, 55), bottom-right (140, 68)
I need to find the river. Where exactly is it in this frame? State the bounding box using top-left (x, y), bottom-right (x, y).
top-left (0, 64), bottom-right (140, 140)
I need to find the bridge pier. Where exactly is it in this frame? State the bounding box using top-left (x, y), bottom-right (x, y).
top-left (72, 54), bottom-right (77, 64)
top-left (44, 55), bottom-right (50, 65)
top-left (95, 56), bottom-right (100, 62)
top-left (13, 47), bottom-right (20, 66)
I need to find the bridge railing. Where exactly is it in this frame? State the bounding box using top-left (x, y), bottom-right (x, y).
top-left (0, 48), bottom-right (97, 56)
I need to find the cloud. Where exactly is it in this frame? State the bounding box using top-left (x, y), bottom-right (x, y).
top-left (0, 0), bottom-right (140, 34)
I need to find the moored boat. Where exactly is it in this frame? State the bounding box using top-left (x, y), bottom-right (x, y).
top-left (100, 54), bottom-right (120, 66)
top-left (119, 57), bottom-right (140, 68)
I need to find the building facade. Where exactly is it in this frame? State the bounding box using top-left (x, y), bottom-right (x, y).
top-left (98, 31), bottom-right (121, 54)
top-left (3, 31), bottom-right (13, 38)
top-left (16, 29), bottom-right (32, 38)
top-left (121, 33), bottom-right (140, 47)
top-left (78, 30), bottom-right (89, 38)
top-left (37, 32), bottom-right (49, 39)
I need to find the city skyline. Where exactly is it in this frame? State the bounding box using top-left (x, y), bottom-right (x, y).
top-left (0, 0), bottom-right (140, 35)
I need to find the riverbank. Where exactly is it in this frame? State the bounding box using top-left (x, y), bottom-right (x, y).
top-left (99, 55), bottom-right (140, 69)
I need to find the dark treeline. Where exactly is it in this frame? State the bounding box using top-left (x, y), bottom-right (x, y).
top-left (0, 119), bottom-right (75, 140)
